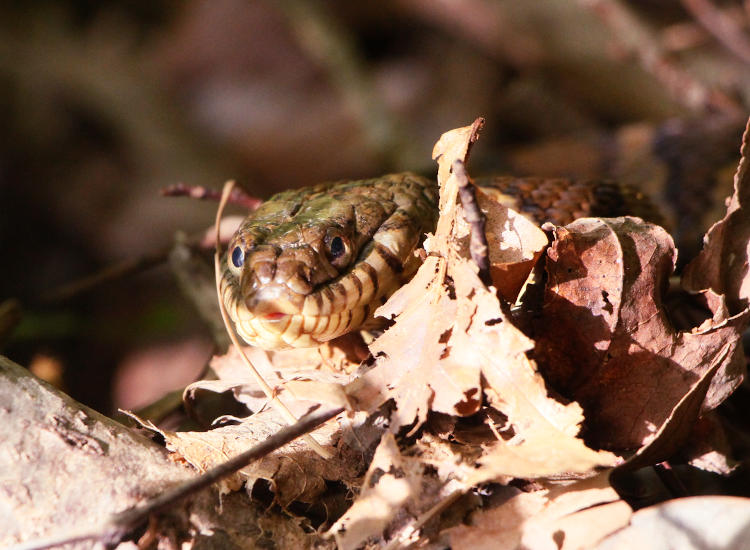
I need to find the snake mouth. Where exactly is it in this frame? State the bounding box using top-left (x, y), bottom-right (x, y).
top-left (262, 312), bottom-right (288, 321)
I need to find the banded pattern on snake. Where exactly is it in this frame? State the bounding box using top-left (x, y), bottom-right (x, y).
top-left (220, 172), bottom-right (659, 349)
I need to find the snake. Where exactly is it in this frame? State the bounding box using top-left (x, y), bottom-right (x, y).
top-left (220, 172), bottom-right (660, 349)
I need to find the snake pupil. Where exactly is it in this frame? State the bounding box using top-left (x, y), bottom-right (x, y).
top-left (330, 236), bottom-right (345, 258)
top-left (231, 246), bottom-right (245, 268)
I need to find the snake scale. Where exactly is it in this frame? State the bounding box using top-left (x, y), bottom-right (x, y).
top-left (220, 173), bottom-right (660, 349)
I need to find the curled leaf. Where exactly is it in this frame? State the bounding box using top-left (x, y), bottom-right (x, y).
top-left (535, 217), bottom-right (747, 450)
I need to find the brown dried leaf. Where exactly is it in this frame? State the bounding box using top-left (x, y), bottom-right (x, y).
top-left (684, 413), bottom-right (737, 474)
top-left (447, 473), bottom-right (631, 550)
top-left (475, 186), bottom-right (548, 302)
top-left (186, 344), bottom-right (357, 418)
top-left (534, 217), bottom-right (747, 450)
top-left (683, 116), bottom-right (750, 313)
top-left (611, 352), bottom-right (727, 477)
top-left (151, 408), bottom-right (360, 506)
top-left (327, 433), bottom-right (445, 550)
top-left (351, 120), bottom-right (617, 479)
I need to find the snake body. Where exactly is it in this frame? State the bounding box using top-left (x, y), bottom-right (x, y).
top-left (221, 172), bottom-right (658, 349)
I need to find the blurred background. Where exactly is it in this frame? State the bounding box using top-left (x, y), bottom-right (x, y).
top-left (1, 0), bottom-right (749, 415)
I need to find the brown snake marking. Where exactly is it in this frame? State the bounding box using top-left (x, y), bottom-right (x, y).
top-left (220, 172), bottom-right (660, 349)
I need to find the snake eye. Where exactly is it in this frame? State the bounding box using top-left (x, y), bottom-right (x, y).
top-left (325, 232), bottom-right (351, 267)
top-left (329, 236), bottom-right (345, 259)
top-left (231, 246), bottom-right (245, 268)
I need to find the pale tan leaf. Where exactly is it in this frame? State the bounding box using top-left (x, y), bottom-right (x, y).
top-left (327, 433), bottom-right (429, 550)
top-left (475, 186), bottom-right (548, 302)
top-left (150, 408), bottom-right (361, 506)
top-left (186, 345), bottom-right (357, 417)
top-left (448, 473), bottom-right (630, 550)
top-left (596, 496), bottom-right (750, 550)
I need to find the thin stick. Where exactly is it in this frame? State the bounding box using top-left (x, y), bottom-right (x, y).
top-left (39, 248), bottom-right (169, 304)
top-left (653, 460), bottom-right (689, 498)
top-left (681, 0), bottom-right (750, 65)
top-left (8, 405), bottom-right (344, 550)
top-left (579, 0), bottom-right (741, 114)
top-left (213, 181), bottom-right (332, 459)
top-left (162, 183), bottom-right (263, 211)
top-left (454, 160), bottom-right (491, 287)
top-left (383, 488), bottom-right (464, 550)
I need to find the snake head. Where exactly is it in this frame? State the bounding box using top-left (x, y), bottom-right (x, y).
top-left (226, 223), bottom-right (353, 314)
top-left (219, 174), bottom-right (438, 349)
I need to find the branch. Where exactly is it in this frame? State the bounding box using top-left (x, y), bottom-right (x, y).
top-left (579, 0), bottom-right (742, 114)
top-left (681, 0), bottom-right (750, 65)
top-left (453, 159), bottom-right (491, 287)
top-left (162, 183), bottom-right (263, 211)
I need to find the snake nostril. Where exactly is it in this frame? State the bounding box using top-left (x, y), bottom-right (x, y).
top-left (255, 261), bottom-right (276, 285)
top-left (287, 272), bottom-right (313, 295)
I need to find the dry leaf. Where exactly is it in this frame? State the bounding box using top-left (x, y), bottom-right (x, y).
top-left (350, 119), bottom-right (617, 481)
top-left (611, 352), bottom-right (728, 477)
top-left (682, 117), bottom-right (750, 313)
top-left (447, 473), bottom-right (630, 550)
top-left (327, 433), bottom-right (445, 550)
top-left (534, 217), bottom-right (747, 450)
top-left (148, 408), bottom-right (361, 506)
top-left (475, 185), bottom-right (549, 302)
top-left (186, 344), bottom-right (357, 418)
top-left (596, 496), bottom-right (750, 550)
top-left (682, 413), bottom-right (737, 475)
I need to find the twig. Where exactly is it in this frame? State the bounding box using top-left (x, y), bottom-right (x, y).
top-left (383, 488), bottom-right (464, 550)
top-left (213, 181), bottom-right (333, 459)
top-left (579, 0), bottom-right (742, 114)
top-left (681, 0), bottom-right (750, 65)
top-left (653, 460), bottom-right (689, 498)
top-left (453, 160), bottom-right (491, 287)
top-left (661, 5), bottom-right (749, 52)
top-left (162, 183), bottom-right (263, 211)
top-left (38, 220), bottom-right (240, 307)
top-left (8, 405), bottom-right (345, 550)
top-left (170, 233), bottom-right (230, 349)
top-left (39, 183), bottom-right (258, 305)
top-left (39, 248), bottom-right (169, 304)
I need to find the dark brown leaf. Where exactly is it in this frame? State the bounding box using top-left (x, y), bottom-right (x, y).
top-left (535, 217), bottom-right (746, 450)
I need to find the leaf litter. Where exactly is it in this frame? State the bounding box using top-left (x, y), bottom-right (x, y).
top-left (136, 117), bottom-right (750, 548)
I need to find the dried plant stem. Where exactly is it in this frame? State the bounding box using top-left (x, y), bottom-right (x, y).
top-left (39, 248), bottom-right (168, 304)
top-left (383, 488), bottom-right (465, 550)
top-left (9, 405), bottom-right (344, 550)
top-left (681, 0), bottom-right (750, 65)
top-left (454, 159), bottom-right (491, 287)
top-left (579, 0), bottom-right (741, 114)
top-left (213, 181), bottom-right (333, 459)
top-left (653, 460), bottom-right (689, 498)
top-left (162, 182), bottom-right (263, 210)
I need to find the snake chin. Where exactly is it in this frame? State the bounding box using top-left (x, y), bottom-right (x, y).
top-left (242, 282), bottom-right (305, 316)
top-left (229, 299), bottom-right (375, 350)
